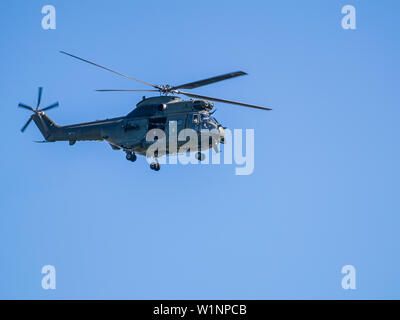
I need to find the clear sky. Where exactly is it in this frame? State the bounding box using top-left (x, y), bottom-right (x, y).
top-left (0, 0), bottom-right (399, 299)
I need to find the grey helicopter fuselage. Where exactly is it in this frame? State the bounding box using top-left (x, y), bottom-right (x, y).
top-left (20, 52), bottom-right (270, 171)
top-left (32, 95), bottom-right (224, 157)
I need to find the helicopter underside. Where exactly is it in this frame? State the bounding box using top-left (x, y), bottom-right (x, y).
top-left (107, 130), bottom-right (216, 155)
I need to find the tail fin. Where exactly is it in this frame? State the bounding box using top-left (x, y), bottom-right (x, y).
top-left (18, 87), bottom-right (60, 141)
top-left (32, 113), bottom-right (60, 141)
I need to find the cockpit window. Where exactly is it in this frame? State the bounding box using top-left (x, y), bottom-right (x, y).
top-left (201, 114), bottom-right (210, 121)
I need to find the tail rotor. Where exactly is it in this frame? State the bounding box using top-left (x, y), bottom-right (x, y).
top-left (18, 87), bottom-right (59, 132)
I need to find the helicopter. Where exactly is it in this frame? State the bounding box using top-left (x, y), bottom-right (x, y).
top-left (18, 51), bottom-right (271, 171)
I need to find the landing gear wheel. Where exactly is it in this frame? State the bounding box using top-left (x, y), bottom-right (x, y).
top-left (126, 152), bottom-right (137, 162)
top-left (150, 162), bottom-right (160, 171)
top-left (195, 152), bottom-right (205, 161)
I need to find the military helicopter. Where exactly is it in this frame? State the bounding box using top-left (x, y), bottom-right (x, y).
top-left (18, 51), bottom-right (271, 171)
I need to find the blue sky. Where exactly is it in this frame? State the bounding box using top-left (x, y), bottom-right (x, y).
top-left (0, 0), bottom-right (399, 299)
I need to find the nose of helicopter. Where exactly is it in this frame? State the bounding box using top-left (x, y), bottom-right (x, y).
top-left (218, 125), bottom-right (225, 144)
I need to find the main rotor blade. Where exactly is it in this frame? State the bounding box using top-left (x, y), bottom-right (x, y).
top-left (95, 89), bottom-right (159, 92)
top-left (37, 87), bottom-right (43, 109)
top-left (18, 103), bottom-right (34, 111)
top-left (41, 102), bottom-right (59, 111)
top-left (21, 116), bottom-right (33, 132)
top-left (172, 71), bottom-right (247, 90)
top-left (178, 91), bottom-right (272, 111)
top-left (60, 51), bottom-right (158, 89)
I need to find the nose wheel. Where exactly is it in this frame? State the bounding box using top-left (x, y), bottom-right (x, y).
top-left (126, 151), bottom-right (137, 162)
top-left (195, 151), bottom-right (205, 161)
top-left (150, 162), bottom-right (160, 171)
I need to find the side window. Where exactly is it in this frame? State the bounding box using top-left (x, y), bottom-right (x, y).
top-left (193, 114), bottom-right (199, 124)
top-left (148, 117), bottom-right (167, 131)
top-left (168, 120), bottom-right (177, 135)
top-left (168, 119), bottom-right (184, 133)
